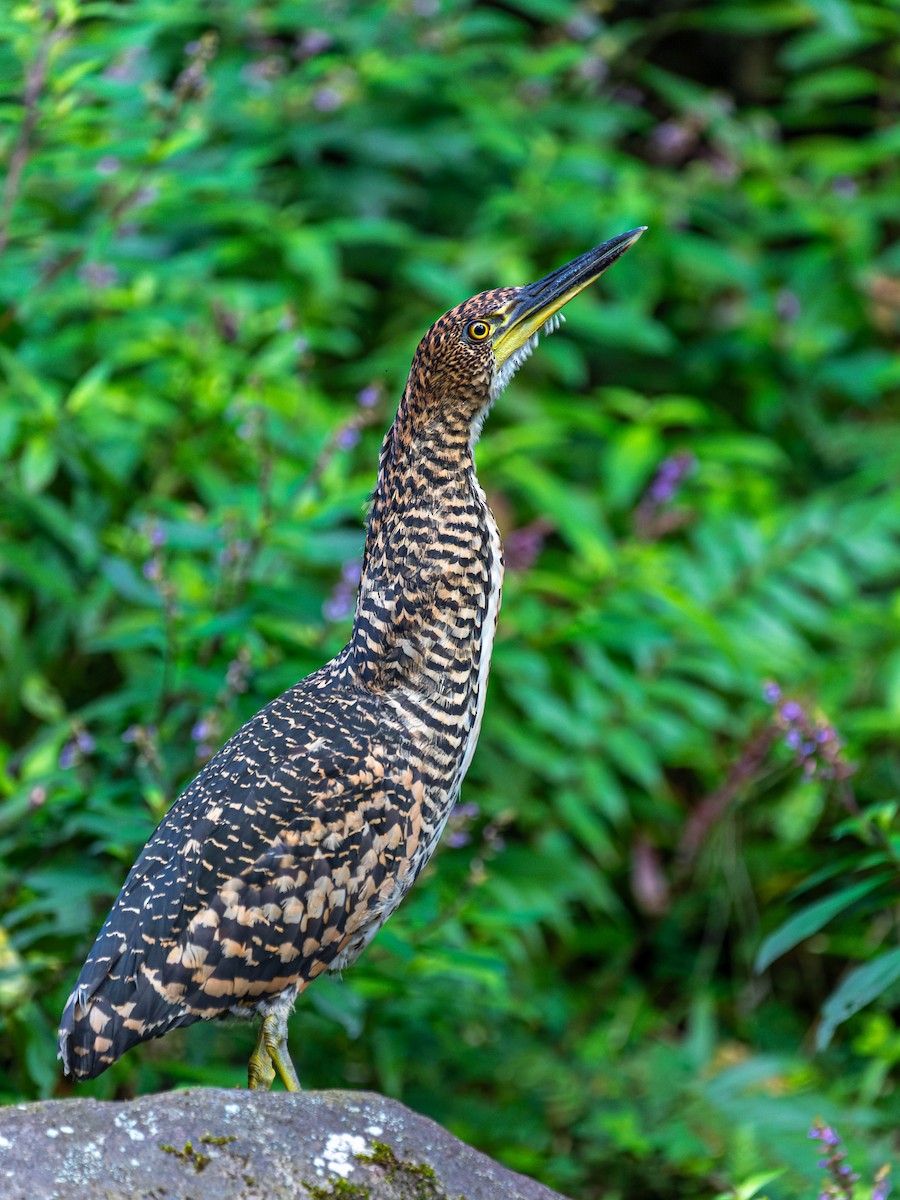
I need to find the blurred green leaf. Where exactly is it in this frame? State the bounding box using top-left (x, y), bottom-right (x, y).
top-left (755, 875), bottom-right (892, 973)
top-left (816, 949), bottom-right (900, 1051)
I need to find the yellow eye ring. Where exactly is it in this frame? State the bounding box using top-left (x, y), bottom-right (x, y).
top-left (467, 320), bottom-right (491, 341)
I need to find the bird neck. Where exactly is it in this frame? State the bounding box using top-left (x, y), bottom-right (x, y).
top-left (348, 403), bottom-right (502, 697)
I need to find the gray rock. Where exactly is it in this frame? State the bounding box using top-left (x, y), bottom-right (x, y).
top-left (0, 1088), bottom-right (569, 1200)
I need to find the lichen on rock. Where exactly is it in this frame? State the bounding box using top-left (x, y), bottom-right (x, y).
top-left (0, 1089), bottom-right (568, 1200)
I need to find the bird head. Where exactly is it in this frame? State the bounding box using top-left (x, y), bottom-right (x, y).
top-left (402, 227), bottom-right (646, 441)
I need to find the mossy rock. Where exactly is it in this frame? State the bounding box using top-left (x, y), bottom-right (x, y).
top-left (0, 1088), bottom-right (568, 1200)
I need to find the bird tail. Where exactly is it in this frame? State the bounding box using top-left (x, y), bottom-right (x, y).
top-left (58, 962), bottom-right (195, 1080)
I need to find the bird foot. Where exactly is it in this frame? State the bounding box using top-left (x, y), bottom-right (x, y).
top-left (247, 1011), bottom-right (300, 1092)
top-left (247, 1037), bottom-right (276, 1091)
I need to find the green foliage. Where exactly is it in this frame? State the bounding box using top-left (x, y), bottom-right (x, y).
top-left (0, 1), bottom-right (897, 1198)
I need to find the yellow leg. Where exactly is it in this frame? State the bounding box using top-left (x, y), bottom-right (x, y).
top-left (247, 1020), bottom-right (276, 1091)
top-left (262, 1010), bottom-right (301, 1092)
top-left (247, 1011), bottom-right (300, 1092)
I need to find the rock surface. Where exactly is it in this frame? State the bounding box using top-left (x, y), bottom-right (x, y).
top-left (0, 1088), bottom-right (569, 1199)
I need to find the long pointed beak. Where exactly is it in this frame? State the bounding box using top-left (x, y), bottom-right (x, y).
top-left (493, 227), bottom-right (647, 367)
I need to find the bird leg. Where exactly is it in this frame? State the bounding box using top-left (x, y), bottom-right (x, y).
top-left (264, 1009), bottom-right (302, 1091)
top-left (247, 1020), bottom-right (276, 1091)
top-left (248, 1010), bottom-right (301, 1092)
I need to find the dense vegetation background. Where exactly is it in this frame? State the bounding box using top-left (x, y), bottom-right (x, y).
top-left (1, 1), bottom-right (898, 1197)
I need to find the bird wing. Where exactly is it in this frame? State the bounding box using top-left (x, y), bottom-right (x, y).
top-left (59, 683), bottom-right (426, 1077)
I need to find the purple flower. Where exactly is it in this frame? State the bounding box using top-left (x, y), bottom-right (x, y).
top-left (356, 385), bottom-right (380, 408)
top-left (455, 801), bottom-right (480, 819)
top-left (772, 698), bottom-right (854, 780)
top-left (241, 59), bottom-right (281, 90)
top-left (563, 12), bottom-right (599, 40)
top-left (78, 262), bottom-right (118, 290)
top-left (505, 524), bottom-right (548, 573)
top-left (323, 592), bottom-right (354, 622)
top-left (142, 559), bottom-right (161, 581)
top-left (75, 730), bottom-right (96, 754)
top-left (96, 155), bottom-right (120, 176)
top-left (651, 120), bottom-right (696, 163)
top-left (577, 56), bottom-right (608, 84)
top-left (313, 86), bottom-right (343, 113)
top-left (820, 1125), bottom-right (841, 1148)
top-left (645, 452), bottom-right (695, 505)
top-left (832, 176), bottom-right (858, 199)
top-left (776, 289), bottom-right (801, 322)
top-left (447, 830), bottom-right (471, 849)
top-left (872, 1170), bottom-right (891, 1200)
top-left (58, 728), bottom-right (97, 768)
top-left (708, 153), bottom-right (739, 184)
top-left (763, 682), bottom-right (781, 703)
top-left (191, 720), bottom-right (211, 743)
top-left (104, 46), bottom-right (144, 84)
top-left (336, 426), bottom-right (360, 450)
top-left (218, 539), bottom-right (251, 568)
top-left (149, 524), bottom-right (166, 548)
top-left (297, 30), bottom-right (333, 58)
top-left (226, 656), bottom-right (250, 693)
top-left (341, 560), bottom-right (362, 586)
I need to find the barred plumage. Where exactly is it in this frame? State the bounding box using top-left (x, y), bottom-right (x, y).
top-left (58, 228), bottom-right (645, 1088)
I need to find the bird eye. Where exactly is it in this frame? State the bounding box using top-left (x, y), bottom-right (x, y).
top-left (467, 320), bottom-right (491, 341)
